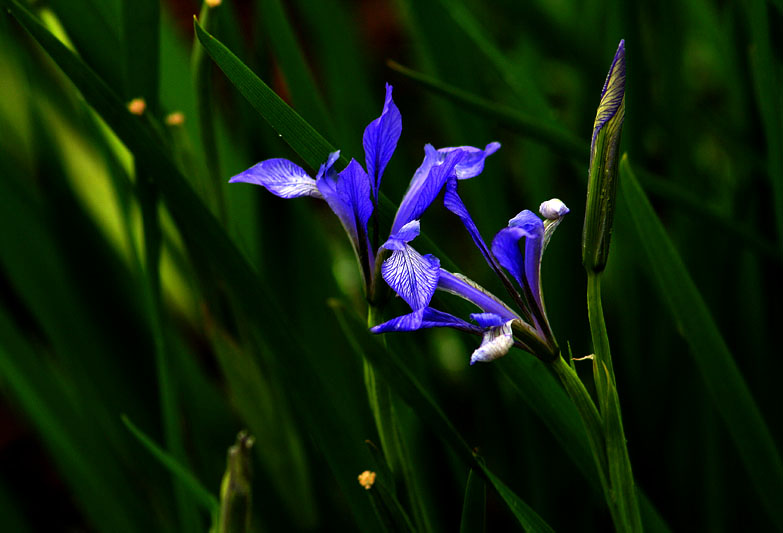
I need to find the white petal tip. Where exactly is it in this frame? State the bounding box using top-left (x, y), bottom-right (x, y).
top-left (539, 198), bottom-right (569, 220)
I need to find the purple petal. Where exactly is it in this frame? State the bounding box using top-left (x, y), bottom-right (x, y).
top-left (508, 210), bottom-right (544, 309)
top-left (491, 226), bottom-right (533, 290)
top-left (438, 142), bottom-right (501, 179)
top-left (229, 159), bottom-right (322, 199)
top-left (371, 306), bottom-right (478, 334)
top-left (363, 83), bottom-right (402, 199)
top-left (317, 158), bottom-right (375, 280)
top-left (470, 320), bottom-right (516, 365)
top-left (381, 220), bottom-right (421, 251)
top-left (391, 146), bottom-right (465, 235)
top-left (381, 244), bottom-right (440, 310)
top-left (442, 177), bottom-right (502, 273)
top-left (437, 270), bottom-right (519, 322)
top-left (470, 312), bottom-right (505, 328)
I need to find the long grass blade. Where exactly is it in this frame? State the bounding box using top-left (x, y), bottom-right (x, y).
top-left (620, 155), bottom-right (783, 526)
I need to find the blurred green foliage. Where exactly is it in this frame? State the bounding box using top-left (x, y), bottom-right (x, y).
top-left (0, 0), bottom-right (781, 531)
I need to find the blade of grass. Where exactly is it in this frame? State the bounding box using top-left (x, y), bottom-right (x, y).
top-left (388, 60), bottom-right (782, 264)
top-left (743, 0), bottom-right (783, 254)
top-left (436, 0), bottom-right (549, 113)
top-left (122, 415), bottom-right (220, 515)
top-left (330, 299), bottom-right (555, 532)
top-left (3, 5), bottom-right (381, 529)
top-left (620, 154), bottom-right (783, 527)
top-left (254, 0), bottom-right (334, 138)
top-left (459, 468), bottom-right (486, 533)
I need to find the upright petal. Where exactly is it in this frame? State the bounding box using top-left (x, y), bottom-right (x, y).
top-left (317, 158), bottom-right (375, 283)
top-left (438, 142), bottom-right (500, 179)
top-left (507, 210), bottom-right (545, 309)
top-left (470, 320), bottom-right (516, 365)
top-left (380, 244), bottom-right (440, 310)
top-left (370, 306), bottom-right (479, 334)
top-left (363, 83), bottom-right (402, 199)
top-left (390, 146), bottom-right (465, 235)
top-left (229, 158), bottom-right (322, 199)
top-left (381, 219), bottom-right (421, 251)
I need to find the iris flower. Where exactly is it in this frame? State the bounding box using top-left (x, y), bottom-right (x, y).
top-left (228, 84), bottom-right (500, 303)
top-left (371, 181), bottom-right (569, 365)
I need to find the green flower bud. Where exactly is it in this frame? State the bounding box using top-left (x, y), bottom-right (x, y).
top-left (583, 40), bottom-right (626, 273)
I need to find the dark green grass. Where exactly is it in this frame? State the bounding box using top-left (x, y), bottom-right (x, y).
top-left (0, 0), bottom-right (781, 531)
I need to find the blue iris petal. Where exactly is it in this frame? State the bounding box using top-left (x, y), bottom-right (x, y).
top-left (391, 146), bottom-right (465, 235)
top-left (380, 244), bottom-right (440, 310)
top-left (229, 158), bottom-right (322, 199)
top-left (439, 142), bottom-right (501, 179)
top-left (381, 220), bottom-right (421, 251)
top-left (317, 158), bottom-right (375, 279)
top-left (363, 84), bottom-right (402, 200)
top-left (508, 210), bottom-right (544, 309)
top-left (437, 270), bottom-right (519, 322)
top-left (370, 306), bottom-right (479, 334)
top-left (470, 312), bottom-right (506, 328)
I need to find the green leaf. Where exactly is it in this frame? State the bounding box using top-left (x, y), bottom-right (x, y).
top-left (3, 4), bottom-right (379, 529)
top-left (253, 0), bottom-right (334, 138)
top-left (330, 300), bottom-right (555, 532)
top-left (459, 468), bottom-right (486, 533)
top-left (122, 415), bottom-right (219, 515)
top-left (387, 60), bottom-right (586, 160)
top-left (620, 155), bottom-right (783, 527)
top-left (193, 17), bottom-right (336, 171)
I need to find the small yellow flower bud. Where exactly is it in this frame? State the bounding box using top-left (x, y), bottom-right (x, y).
top-left (127, 98), bottom-right (146, 115)
top-left (165, 111), bottom-right (185, 126)
top-left (357, 470), bottom-right (376, 490)
top-left (206, 0), bottom-right (222, 7)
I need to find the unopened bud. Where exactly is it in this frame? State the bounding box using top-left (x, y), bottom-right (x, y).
top-left (165, 111), bottom-right (185, 126)
top-left (205, 0), bottom-right (222, 7)
top-left (539, 198), bottom-right (569, 220)
top-left (127, 97), bottom-right (146, 115)
top-left (219, 431), bottom-right (254, 533)
top-left (357, 470), bottom-right (376, 490)
top-left (582, 40), bottom-right (626, 273)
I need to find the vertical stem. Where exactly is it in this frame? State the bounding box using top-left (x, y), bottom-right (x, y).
top-left (365, 307), bottom-right (432, 533)
top-left (586, 271), bottom-right (642, 532)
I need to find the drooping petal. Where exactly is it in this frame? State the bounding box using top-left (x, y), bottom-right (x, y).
top-left (438, 142), bottom-right (500, 179)
top-left (390, 146), bottom-right (465, 235)
top-left (370, 306), bottom-right (478, 334)
top-left (507, 210), bottom-right (545, 309)
top-left (437, 270), bottom-right (519, 322)
top-left (470, 320), bottom-right (516, 365)
top-left (229, 158), bottom-right (322, 199)
top-left (443, 177), bottom-right (498, 269)
top-left (381, 244), bottom-right (440, 310)
top-left (491, 226), bottom-right (533, 290)
top-left (470, 312), bottom-right (505, 328)
top-left (363, 83), bottom-right (402, 199)
top-left (381, 219), bottom-right (420, 251)
top-left (317, 158), bottom-right (375, 282)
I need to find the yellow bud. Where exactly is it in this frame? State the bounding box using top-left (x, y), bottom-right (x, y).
top-left (165, 111), bottom-right (185, 126)
top-left (357, 470), bottom-right (376, 490)
top-left (206, 0), bottom-right (222, 7)
top-left (127, 98), bottom-right (146, 115)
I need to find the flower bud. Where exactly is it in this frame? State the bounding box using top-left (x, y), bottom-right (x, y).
top-left (582, 40), bottom-right (626, 273)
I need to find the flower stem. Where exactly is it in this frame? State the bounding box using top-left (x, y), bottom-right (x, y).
top-left (365, 306), bottom-right (432, 533)
top-left (586, 271), bottom-right (642, 532)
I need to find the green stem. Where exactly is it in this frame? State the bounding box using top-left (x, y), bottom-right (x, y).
top-left (586, 272), bottom-right (642, 532)
top-left (365, 307), bottom-right (432, 533)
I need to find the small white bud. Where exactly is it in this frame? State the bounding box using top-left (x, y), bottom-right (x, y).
top-left (539, 198), bottom-right (569, 220)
